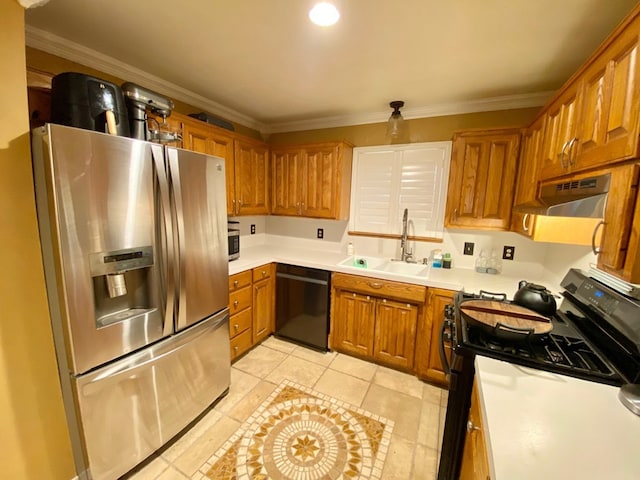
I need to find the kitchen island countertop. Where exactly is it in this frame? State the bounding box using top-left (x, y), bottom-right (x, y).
top-left (475, 355), bottom-right (640, 480)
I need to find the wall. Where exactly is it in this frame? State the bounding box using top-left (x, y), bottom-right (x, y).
top-left (267, 107), bottom-right (540, 146)
top-left (0, 1), bottom-right (75, 479)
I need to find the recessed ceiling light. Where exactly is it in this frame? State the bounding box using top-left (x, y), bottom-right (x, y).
top-left (309, 2), bottom-right (340, 27)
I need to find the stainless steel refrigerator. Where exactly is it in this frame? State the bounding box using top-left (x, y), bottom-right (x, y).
top-left (32, 124), bottom-right (231, 480)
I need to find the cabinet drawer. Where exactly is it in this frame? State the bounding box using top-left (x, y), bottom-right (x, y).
top-left (332, 272), bottom-right (426, 303)
top-left (229, 286), bottom-right (252, 314)
top-left (229, 270), bottom-right (252, 292)
top-left (230, 328), bottom-right (252, 361)
top-left (229, 308), bottom-right (252, 339)
top-left (252, 264), bottom-right (272, 282)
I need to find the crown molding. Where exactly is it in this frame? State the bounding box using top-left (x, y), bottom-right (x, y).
top-left (25, 25), bottom-right (553, 135)
top-left (24, 25), bottom-right (267, 132)
top-left (263, 91), bottom-right (554, 134)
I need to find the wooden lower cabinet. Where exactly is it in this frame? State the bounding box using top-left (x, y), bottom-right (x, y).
top-left (373, 299), bottom-right (418, 370)
top-left (330, 273), bottom-right (425, 371)
top-left (228, 263), bottom-right (275, 361)
top-left (229, 270), bottom-right (253, 360)
top-left (415, 288), bottom-right (455, 385)
top-left (252, 264), bottom-right (274, 344)
top-left (332, 290), bottom-right (376, 357)
top-left (460, 379), bottom-right (491, 480)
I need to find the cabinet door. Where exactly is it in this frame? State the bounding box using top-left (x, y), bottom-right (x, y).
top-left (511, 120), bottom-right (544, 236)
top-left (331, 290), bottom-right (375, 357)
top-left (234, 139), bottom-right (270, 215)
top-left (596, 163), bottom-right (640, 279)
top-left (182, 119), bottom-right (236, 215)
top-left (539, 86), bottom-right (581, 180)
top-left (575, 25), bottom-right (640, 170)
top-left (446, 129), bottom-right (520, 230)
top-left (460, 379), bottom-right (491, 480)
top-left (271, 148), bottom-right (303, 215)
top-left (302, 144), bottom-right (340, 218)
top-left (373, 298), bottom-right (418, 370)
top-left (252, 276), bottom-right (273, 344)
top-left (420, 289), bottom-right (455, 385)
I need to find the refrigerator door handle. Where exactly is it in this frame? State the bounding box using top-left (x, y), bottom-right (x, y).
top-left (85, 309), bottom-right (228, 385)
top-left (151, 144), bottom-right (175, 336)
top-left (167, 148), bottom-right (187, 329)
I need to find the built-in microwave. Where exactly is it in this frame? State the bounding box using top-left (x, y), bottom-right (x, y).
top-left (228, 221), bottom-right (240, 261)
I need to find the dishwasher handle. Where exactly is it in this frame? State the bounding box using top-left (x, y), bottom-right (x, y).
top-left (276, 271), bottom-right (329, 286)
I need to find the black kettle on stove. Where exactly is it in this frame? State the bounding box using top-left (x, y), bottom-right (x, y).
top-left (513, 281), bottom-right (557, 317)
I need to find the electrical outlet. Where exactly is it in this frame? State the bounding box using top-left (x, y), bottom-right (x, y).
top-left (317, 228), bottom-right (324, 239)
top-left (463, 242), bottom-right (475, 255)
top-left (250, 224), bottom-right (256, 234)
top-left (503, 245), bottom-right (515, 260)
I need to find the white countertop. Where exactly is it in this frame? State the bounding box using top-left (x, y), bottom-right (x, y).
top-left (229, 244), bottom-right (539, 297)
top-left (475, 356), bottom-right (640, 480)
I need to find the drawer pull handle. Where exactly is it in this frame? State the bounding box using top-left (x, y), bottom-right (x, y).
top-left (233, 300), bottom-right (239, 307)
top-left (367, 282), bottom-right (384, 289)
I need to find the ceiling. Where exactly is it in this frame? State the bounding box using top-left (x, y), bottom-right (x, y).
top-left (24, 0), bottom-right (638, 133)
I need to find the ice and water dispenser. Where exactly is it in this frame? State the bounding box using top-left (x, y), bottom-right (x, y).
top-left (89, 246), bottom-right (157, 328)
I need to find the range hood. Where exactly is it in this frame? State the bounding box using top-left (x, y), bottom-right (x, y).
top-left (515, 173), bottom-right (610, 218)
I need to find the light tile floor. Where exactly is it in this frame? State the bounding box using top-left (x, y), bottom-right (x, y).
top-left (126, 336), bottom-right (447, 480)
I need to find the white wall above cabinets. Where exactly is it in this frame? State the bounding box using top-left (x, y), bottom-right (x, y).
top-left (348, 142), bottom-right (452, 240)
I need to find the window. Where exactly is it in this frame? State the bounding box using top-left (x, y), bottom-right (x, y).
top-left (349, 142), bottom-right (451, 239)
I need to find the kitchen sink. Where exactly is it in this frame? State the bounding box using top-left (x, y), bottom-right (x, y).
top-left (377, 261), bottom-right (429, 276)
top-left (337, 256), bottom-right (429, 277)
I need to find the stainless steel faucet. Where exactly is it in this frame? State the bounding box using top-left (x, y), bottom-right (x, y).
top-left (400, 208), bottom-right (414, 262)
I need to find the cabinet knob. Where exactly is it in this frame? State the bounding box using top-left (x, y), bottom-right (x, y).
top-left (234, 323), bottom-right (239, 331)
top-left (233, 280), bottom-right (239, 287)
top-left (233, 300), bottom-right (239, 307)
top-left (366, 295), bottom-right (370, 300)
top-left (261, 270), bottom-right (266, 277)
top-left (382, 298), bottom-right (387, 303)
top-left (234, 346), bottom-right (238, 352)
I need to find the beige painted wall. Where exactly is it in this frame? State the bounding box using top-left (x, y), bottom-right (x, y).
top-left (0, 1), bottom-right (75, 479)
top-left (268, 107), bottom-right (540, 146)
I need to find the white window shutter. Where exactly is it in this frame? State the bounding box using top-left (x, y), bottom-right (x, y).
top-left (350, 142), bottom-right (451, 238)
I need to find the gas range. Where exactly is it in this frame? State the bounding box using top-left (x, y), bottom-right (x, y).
top-left (438, 268), bottom-right (640, 480)
top-left (446, 269), bottom-right (640, 386)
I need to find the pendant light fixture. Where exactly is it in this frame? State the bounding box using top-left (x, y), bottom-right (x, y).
top-left (386, 100), bottom-right (408, 143)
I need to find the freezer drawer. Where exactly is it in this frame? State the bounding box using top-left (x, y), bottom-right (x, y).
top-left (74, 309), bottom-right (230, 480)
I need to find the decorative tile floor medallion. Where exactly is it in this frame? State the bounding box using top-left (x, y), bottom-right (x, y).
top-left (200, 380), bottom-right (394, 480)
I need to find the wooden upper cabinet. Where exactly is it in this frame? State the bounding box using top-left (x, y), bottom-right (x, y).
top-left (233, 138), bottom-right (270, 216)
top-left (511, 119), bottom-right (544, 237)
top-left (445, 128), bottom-right (521, 230)
top-left (573, 20), bottom-right (640, 171)
top-left (596, 163), bottom-right (640, 281)
top-left (537, 8), bottom-right (640, 181)
top-left (271, 141), bottom-right (353, 219)
top-left (271, 147), bottom-right (304, 216)
top-left (538, 86), bottom-right (581, 180)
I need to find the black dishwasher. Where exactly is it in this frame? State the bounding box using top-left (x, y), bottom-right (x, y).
top-left (275, 264), bottom-right (331, 351)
